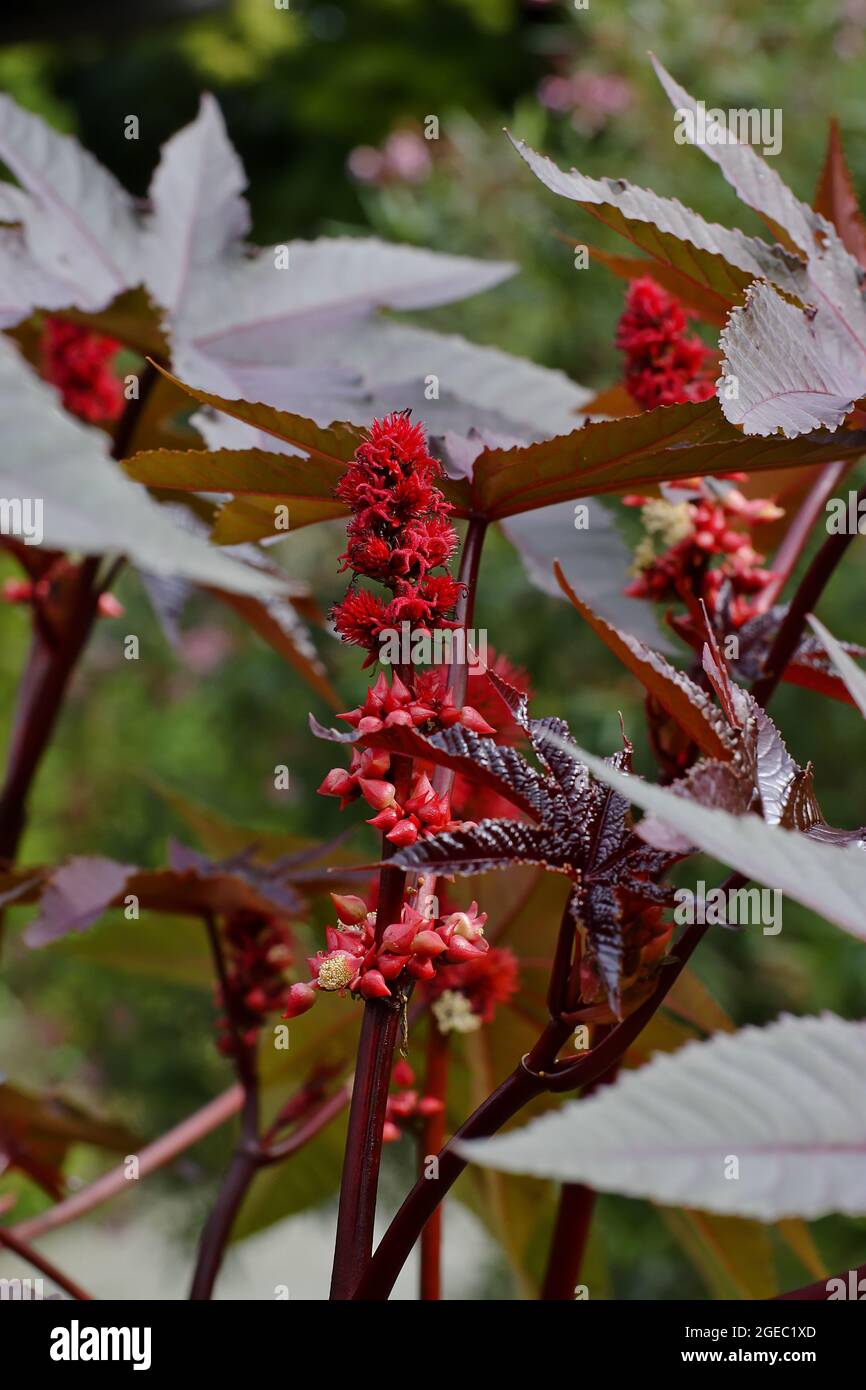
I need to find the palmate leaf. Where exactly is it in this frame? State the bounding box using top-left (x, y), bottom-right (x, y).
top-left (0, 92), bottom-right (145, 319)
top-left (381, 702), bottom-right (676, 1014)
top-left (674, 601), bottom-right (866, 709)
top-left (506, 131), bottom-right (805, 313)
top-left (462, 400), bottom-right (866, 519)
top-left (553, 579), bottom-right (855, 844)
top-left (650, 58), bottom-right (866, 438)
top-left (7, 844), bottom-right (315, 950)
top-left (719, 280), bottom-right (866, 436)
top-left (129, 370), bottom-right (866, 534)
top-left (556, 739), bottom-right (866, 942)
top-left (0, 337), bottom-right (285, 596)
top-left (458, 1013), bottom-right (866, 1221)
top-left (807, 615), bottom-right (866, 719)
top-left (1, 1083), bottom-right (136, 1200)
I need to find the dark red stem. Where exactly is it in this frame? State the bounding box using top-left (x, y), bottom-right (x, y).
top-left (353, 899), bottom-right (719, 1300)
top-left (329, 515), bottom-right (489, 1299)
top-left (418, 1022), bottom-right (449, 1300)
top-left (0, 1224), bottom-right (92, 1300)
top-left (0, 362), bottom-right (158, 872)
top-left (757, 460), bottom-right (849, 612)
top-left (540, 1045), bottom-right (619, 1300)
top-left (540, 1185), bottom-right (596, 1301)
top-left (751, 479), bottom-right (866, 706)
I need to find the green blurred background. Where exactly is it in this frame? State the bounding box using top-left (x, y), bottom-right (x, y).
top-left (1, 0), bottom-right (864, 1297)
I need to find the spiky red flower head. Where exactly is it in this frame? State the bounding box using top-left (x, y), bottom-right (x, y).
top-left (42, 318), bottom-right (124, 422)
top-left (616, 276), bottom-right (715, 411)
top-left (332, 587), bottom-right (391, 650)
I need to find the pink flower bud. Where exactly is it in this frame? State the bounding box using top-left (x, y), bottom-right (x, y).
top-left (417, 1096), bottom-right (445, 1117)
top-left (377, 952), bottom-right (409, 979)
top-left (359, 778), bottom-right (397, 810)
top-left (443, 935), bottom-right (487, 964)
top-left (385, 672), bottom-right (412, 710)
top-left (358, 747), bottom-right (390, 777)
top-left (393, 1058), bottom-right (415, 1088)
top-left (2, 579), bottom-right (33, 604)
top-left (410, 929), bottom-right (446, 958)
top-left (380, 918), bottom-right (417, 953)
top-left (367, 806), bottom-right (400, 831)
top-left (388, 1089), bottom-right (418, 1118)
top-left (407, 954), bottom-right (436, 980)
top-left (329, 892), bottom-right (368, 924)
top-left (386, 818), bottom-right (419, 847)
top-left (382, 1120), bottom-right (402, 1143)
top-left (97, 592), bottom-right (124, 618)
top-left (383, 708), bottom-right (412, 726)
top-left (459, 705), bottom-right (497, 736)
top-left (317, 767), bottom-right (355, 799)
top-left (357, 715), bottom-right (384, 734)
top-left (358, 969), bottom-right (391, 999)
top-left (282, 983), bottom-right (317, 1018)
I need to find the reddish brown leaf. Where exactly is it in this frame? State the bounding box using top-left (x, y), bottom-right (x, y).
top-left (553, 564), bottom-right (735, 761)
top-left (814, 118), bottom-right (866, 269)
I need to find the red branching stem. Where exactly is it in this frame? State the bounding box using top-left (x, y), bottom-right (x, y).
top-left (190, 916), bottom-right (261, 1299)
top-left (352, 892), bottom-right (726, 1300)
top-left (189, 1085), bottom-right (260, 1301)
top-left (330, 998), bottom-right (402, 1299)
top-left (0, 363), bottom-right (157, 885)
top-left (757, 460), bottom-right (849, 612)
top-left (540, 1185), bottom-right (596, 1301)
top-left (11, 1085), bottom-right (244, 1242)
top-left (540, 1043), bottom-right (619, 1300)
top-left (0, 555), bottom-right (103, 864)
top-left (418, 1022), bottom-right (450, 1299)
top-left (261, 1083), bottom-right (351, 1164)
top-left (751, 480), bottom-right (866, 707)
top-left (0, 1225), bottom-right (92, 1301)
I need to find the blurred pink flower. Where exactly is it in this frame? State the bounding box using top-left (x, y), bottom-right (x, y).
top-left (348, 128), bottom-right (432, 186)
top-left (538, 69), bottom-right (634, 134)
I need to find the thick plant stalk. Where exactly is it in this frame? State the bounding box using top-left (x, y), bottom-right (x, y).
top-left (418, 1022), bottom-right (449, 1299)
top-left (329, 848), bottom-right (408, 1300)
top-left (540, 1049), bottom-right (619, 1301)
top-left (540, 1184), bottom-right (596, 1301)
top-left (352, 896), bottom-right (728, 1300)
top-left (329, 516), bottom-right (489, 1300)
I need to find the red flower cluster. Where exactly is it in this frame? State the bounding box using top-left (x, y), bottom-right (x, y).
top-left (624, 484), bottom-right (782, 626)
top-left (426, 945), bottom-right (519, 1029)
top-left (41, 318), bottom-right (124, 422)
top-left (383, 1058), bottom-right (445, 1144)
top-left (215, 909), bottom-right (295, 1054)
top-left (616, 277), bottom-right (716, 410)
top-left (331, 413), bottom-right (462, 663)
top-left (283, 894), bottom-right (491, 1017)
top-left (317, 670), bottom-right (495, 847)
